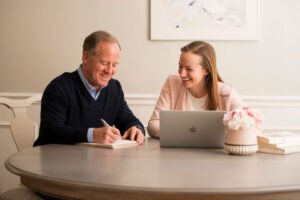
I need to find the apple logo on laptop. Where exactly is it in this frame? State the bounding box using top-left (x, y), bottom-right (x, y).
top-left (189, 126), bottom-right (196, 133)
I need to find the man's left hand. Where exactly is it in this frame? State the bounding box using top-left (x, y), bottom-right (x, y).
top-left (122, 126), bottom-right (144, 144)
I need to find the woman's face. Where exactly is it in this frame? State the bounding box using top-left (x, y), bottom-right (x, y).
top-left (178, 51), bottom-right (208, 91)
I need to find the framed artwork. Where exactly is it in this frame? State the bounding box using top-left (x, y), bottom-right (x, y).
top-left (150, 0), bottom-right (259, 40)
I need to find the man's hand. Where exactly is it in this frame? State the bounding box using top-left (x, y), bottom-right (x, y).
top-left (122, 126), bottom-right (144, 144)
top-left (93, 126), bottom-right (120, 144)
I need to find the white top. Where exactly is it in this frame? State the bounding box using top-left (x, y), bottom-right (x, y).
top-left (187, 90), bottom-right (207, 110)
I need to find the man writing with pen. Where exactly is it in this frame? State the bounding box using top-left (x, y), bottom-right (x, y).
top-left (33, 30), bottom-right (145, 146)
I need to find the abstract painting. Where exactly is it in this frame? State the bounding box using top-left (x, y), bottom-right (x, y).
top-left (151, 0), bottom-right (259, 40)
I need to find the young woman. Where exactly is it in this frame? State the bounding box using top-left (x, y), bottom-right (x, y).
top-left (147, 41), bottom-right (243, 138)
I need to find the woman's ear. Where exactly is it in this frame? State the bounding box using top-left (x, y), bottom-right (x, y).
top-left (204, 70), bottom-right (209, 76)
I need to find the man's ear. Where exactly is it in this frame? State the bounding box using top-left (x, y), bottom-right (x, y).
top-left (82, 51), bottom-right (89, 63)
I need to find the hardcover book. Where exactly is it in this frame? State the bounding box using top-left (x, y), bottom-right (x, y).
top-left (257, 132), bottom-right (300, 144)
top-left (258, 146), bottom-right (300, 155)
top-left (258, 142), bottom-right (300, 149)
top-left (257, 131), bottom-right (300, 154)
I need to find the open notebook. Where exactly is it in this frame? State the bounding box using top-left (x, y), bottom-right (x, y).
top-left (77, 140), bottom-right (138, 149)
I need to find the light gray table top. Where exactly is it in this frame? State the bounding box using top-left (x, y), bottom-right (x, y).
top-left (5, 138), bottom-right (300, 200)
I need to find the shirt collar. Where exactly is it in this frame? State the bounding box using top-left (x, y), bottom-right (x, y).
top-left (77, 65), bottom-right (106, 100)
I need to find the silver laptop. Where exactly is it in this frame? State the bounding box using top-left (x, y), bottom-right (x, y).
top-left (160, 110), bottom-right (226, 148)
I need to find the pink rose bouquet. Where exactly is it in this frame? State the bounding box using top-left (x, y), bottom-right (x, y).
top-left (223, 106), bottom-right (264, 131)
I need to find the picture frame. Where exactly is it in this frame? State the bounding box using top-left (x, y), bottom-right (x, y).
top-left (150, 0), bottom-right (259, 40)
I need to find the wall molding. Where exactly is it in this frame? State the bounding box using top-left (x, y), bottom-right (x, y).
top-left (1, 93), bottom-right (300, 131)
top-left (2, 93), bottom-right (300, 106)
top-left (241, 96), bottom-right (300, 107)
top-left (126, 94), bottom-right (300, 107)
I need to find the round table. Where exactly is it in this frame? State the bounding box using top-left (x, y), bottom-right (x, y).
top-left (5, 138), bottom-right (300, 200)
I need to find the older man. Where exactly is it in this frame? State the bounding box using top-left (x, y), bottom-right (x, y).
top-left (34, 30), bottom-right (144, 146)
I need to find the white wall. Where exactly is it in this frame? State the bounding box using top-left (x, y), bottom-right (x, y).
top-left (1, 0), bottom-right (300, 96)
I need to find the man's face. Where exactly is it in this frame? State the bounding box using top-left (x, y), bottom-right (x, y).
top-left (82, 42), bottom-right (120, 90)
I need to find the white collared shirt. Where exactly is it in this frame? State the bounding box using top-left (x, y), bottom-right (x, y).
top-left (77, 65), bottom-right (106, 100)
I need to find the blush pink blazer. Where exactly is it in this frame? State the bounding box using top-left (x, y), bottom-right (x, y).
top-left (147, 75), bottom-right (243, 138)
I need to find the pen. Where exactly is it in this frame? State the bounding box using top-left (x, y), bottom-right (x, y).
top-left (101, 118), bottom-right (110, 127)
top-left (101, 118), bottom-right (121, 141)
top-left (101, 118), bottom-right (116, 128)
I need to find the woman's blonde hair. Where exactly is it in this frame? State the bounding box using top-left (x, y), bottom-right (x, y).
top-left (181, 41), bottom-right (223, 110)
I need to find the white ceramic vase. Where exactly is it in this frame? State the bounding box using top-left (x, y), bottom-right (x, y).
top-left (224, 127), bottom-right (261, 155)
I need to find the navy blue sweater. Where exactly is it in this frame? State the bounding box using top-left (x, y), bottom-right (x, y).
top-left (33, 71), bottom-right (144, 146)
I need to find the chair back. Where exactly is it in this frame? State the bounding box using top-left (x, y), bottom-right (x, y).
top-left (0, 95), bottom-right (42, 151)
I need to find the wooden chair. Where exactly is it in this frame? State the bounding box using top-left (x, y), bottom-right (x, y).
top-left (0, 95), bottom-right (41, 151)
top-left (0, 95), bottom-right (43, 199)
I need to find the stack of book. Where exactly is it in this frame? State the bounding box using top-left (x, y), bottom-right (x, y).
top-left (257, 131), bottom-right (300, 154)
